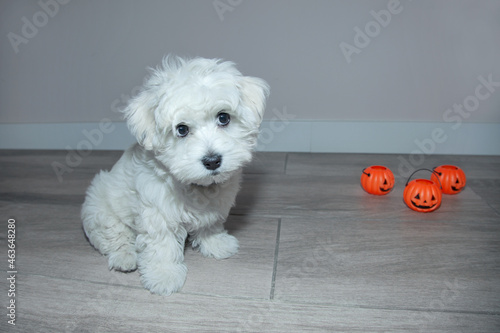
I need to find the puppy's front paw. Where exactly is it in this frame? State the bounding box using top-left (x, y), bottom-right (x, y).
top-left (108, 248), bottom-right (137, 272)
top-left (197, 233), bottom-right (239, 260)
top-left (140, 263), bottom-right (187, 296)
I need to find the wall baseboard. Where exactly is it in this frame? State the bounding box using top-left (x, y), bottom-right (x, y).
top-left (1, 121), bottom-right (499, 155)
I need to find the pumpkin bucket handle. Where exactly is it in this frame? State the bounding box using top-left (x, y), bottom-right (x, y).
top-left (405, 168), bottom-right (443, 189)
top-left (432, 166), bottom-right (443, 176)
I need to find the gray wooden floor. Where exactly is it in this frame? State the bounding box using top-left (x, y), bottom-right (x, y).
top-left (1, 150), bottom-right (499, 332)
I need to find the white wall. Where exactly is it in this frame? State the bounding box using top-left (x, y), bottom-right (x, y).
top-left (1, 0), bottom-right (499, 154)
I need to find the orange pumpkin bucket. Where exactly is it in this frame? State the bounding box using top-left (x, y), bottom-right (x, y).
top-left (431, 165), bottom-right (466, 195)
top-left (361, 166), bottom-right (395, 195)
top-left (404, 169), bottom-right (442, 213)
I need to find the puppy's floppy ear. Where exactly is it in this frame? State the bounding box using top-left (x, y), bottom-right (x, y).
top-left (238, 76), bottom-right (270, 127)
top-left (121, 88), bottom-right (159, 150)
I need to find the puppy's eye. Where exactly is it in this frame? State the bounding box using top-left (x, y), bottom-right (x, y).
top-left (217, 112), bottom-right (231, 127)
top-left (176, 124), bottom-right (189, 137)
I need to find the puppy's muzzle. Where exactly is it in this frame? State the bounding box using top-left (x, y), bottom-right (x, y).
top-left (202, 154), bottom-right (222, 171)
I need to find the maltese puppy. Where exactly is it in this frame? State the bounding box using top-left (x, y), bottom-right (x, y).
top-left (81, 56), bottom-right (269, 295)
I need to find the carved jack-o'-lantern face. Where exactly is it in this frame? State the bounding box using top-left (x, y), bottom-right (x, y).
top-left (361, 166), bottom-right (395, 196)
top-left (432, 165), bottom-right (466, 195)
top-left (404, 176), bottom-right (442, 213)
top-left (409, 181), bottom-right (440, 209)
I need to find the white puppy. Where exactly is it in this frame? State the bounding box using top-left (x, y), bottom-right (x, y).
top-left (81, 56), bottom-right (269, 295)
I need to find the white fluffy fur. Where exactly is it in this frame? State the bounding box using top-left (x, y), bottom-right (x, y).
top-left (81, 56), bottom-right (269, 295)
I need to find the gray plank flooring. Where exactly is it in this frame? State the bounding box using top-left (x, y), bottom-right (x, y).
top-left (1, 150), bottom-right (499, 332)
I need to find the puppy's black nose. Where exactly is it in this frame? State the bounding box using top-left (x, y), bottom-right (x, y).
top-left (202, 154), bottom-right (222, 171)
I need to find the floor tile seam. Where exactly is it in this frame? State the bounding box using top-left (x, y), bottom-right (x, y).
top-left (272, 213), bottom-right (500, 223)
top-left (269, 218), bottom-right (282, 300)
top-left (284, 153), bottom-right (290, 174)
top-left (269, 297), bottom-right (500, 316)
top-left (15, 271), bottom-right (162, 302)
top-left (0, 192), bottom-right (85, 199)
top-left (12, 272), bottom-right (500, 316)
top-left (0, 198), bottom-right (84, 207)
top-left (466, 186), bottom-right (500, 216)
top-left (264, 210), bottom-right (500, 222)
top-left (16, 272), bottom-right (273, 302)
top-left (479, 200), bottom-right (500, 217)
top-left (284, 172), bottom-right (409, 179)
top-left (229, 212), bottom-right (500, 224)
